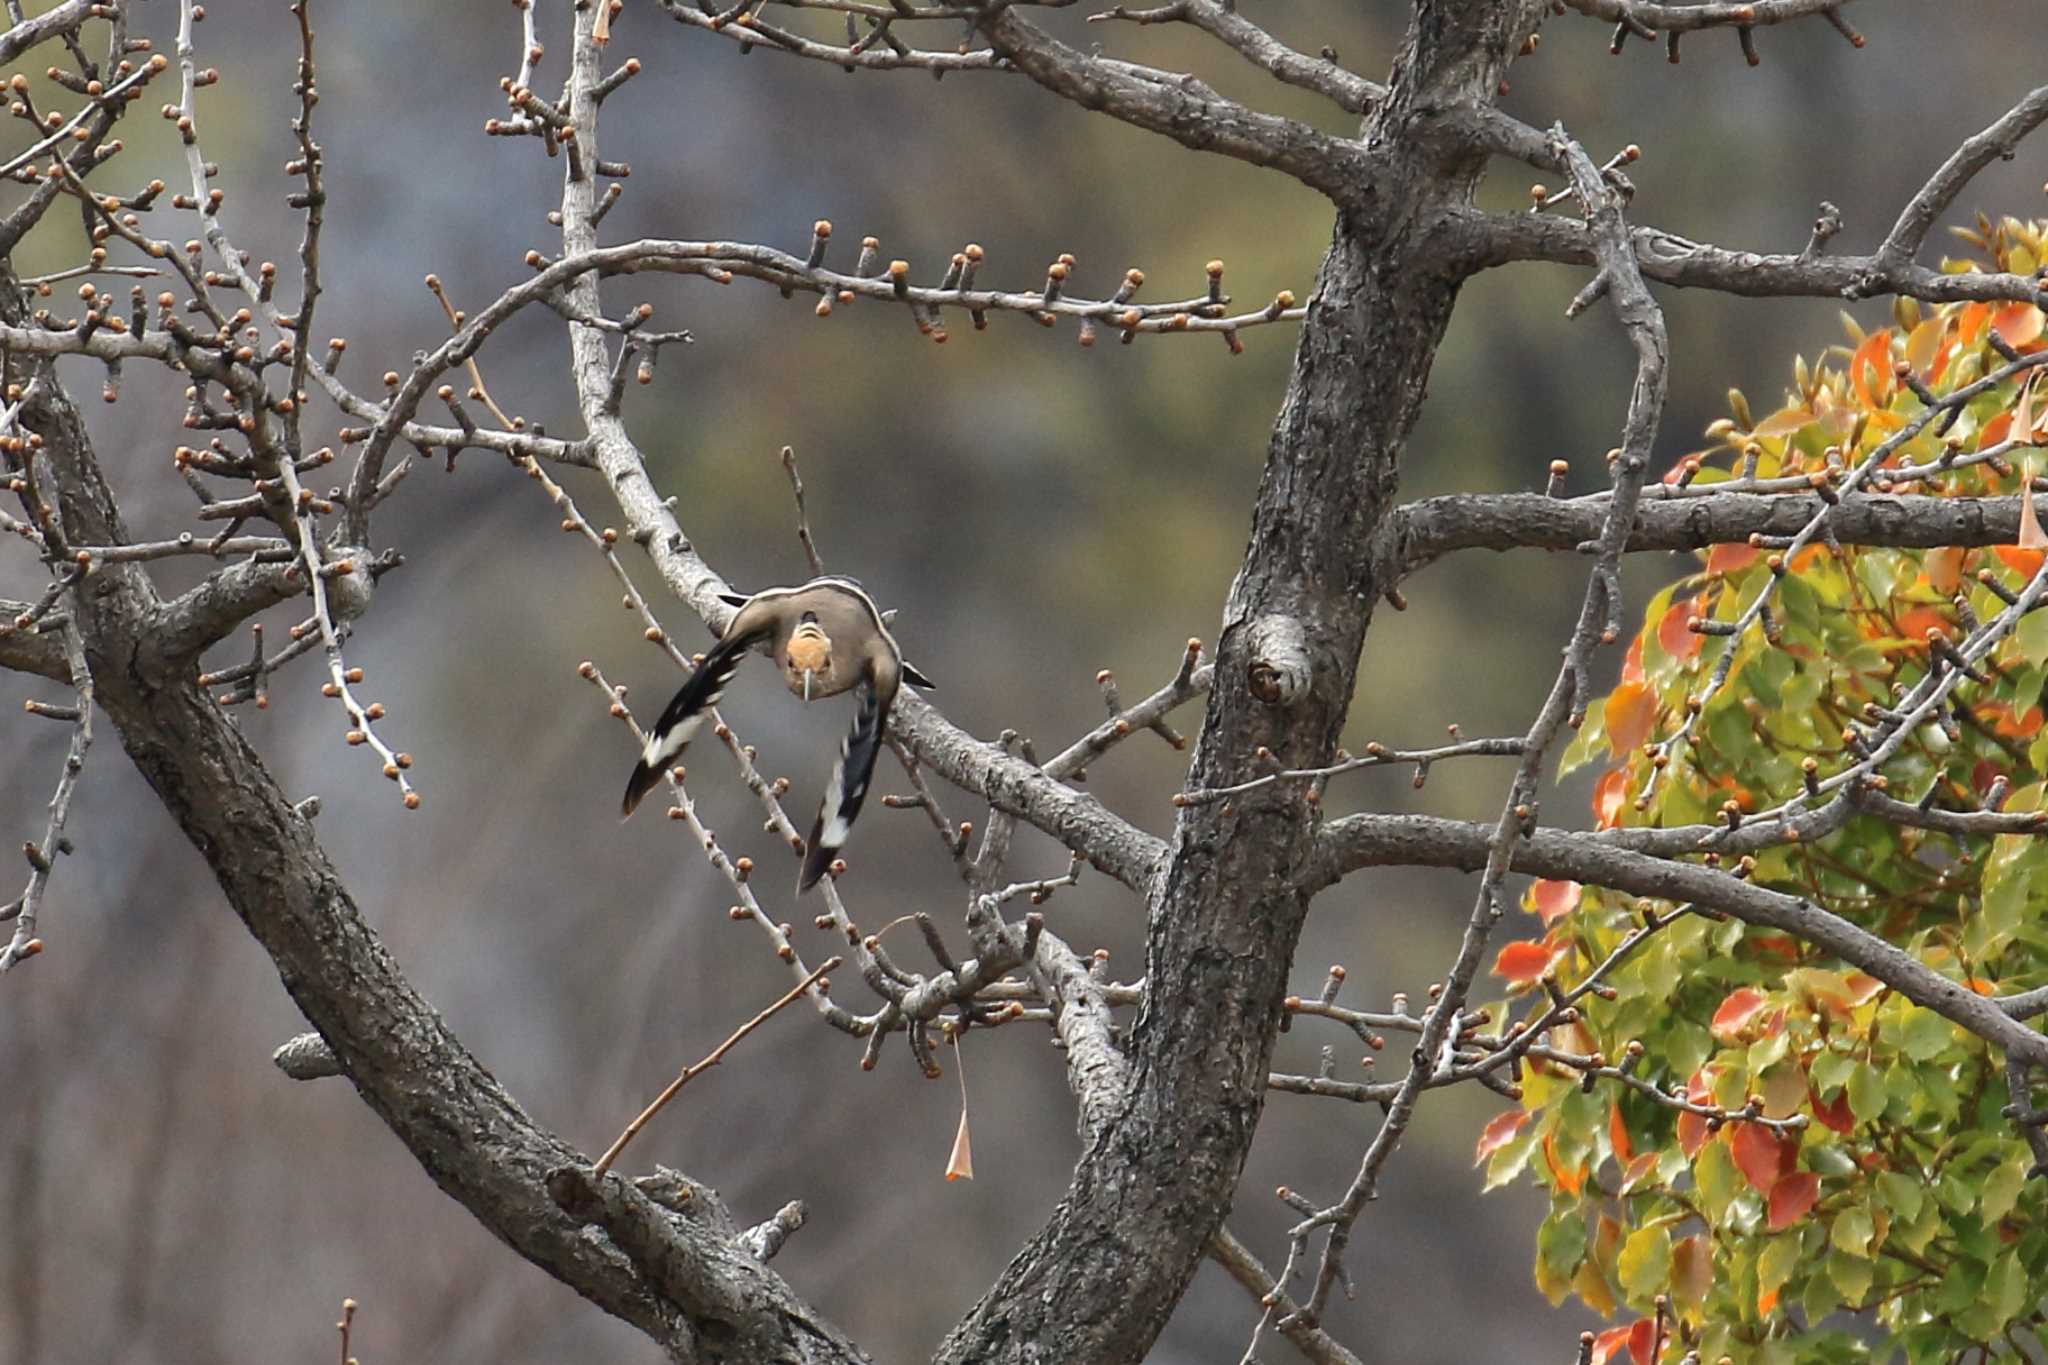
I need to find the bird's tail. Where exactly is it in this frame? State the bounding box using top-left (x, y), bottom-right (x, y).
top-left (802, 681), bottom-right (890, 891)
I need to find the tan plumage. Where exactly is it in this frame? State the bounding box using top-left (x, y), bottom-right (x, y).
top-left (621, 576), bottom-right (933, 892)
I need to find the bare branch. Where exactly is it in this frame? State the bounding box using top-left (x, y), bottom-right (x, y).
top-left (592, 957), bottom-right (842, 1178)
top-left (1, 625), bottom-right (91, 972)
top-left (975, 6), bottom-right (1373, 204)
top-left (1087, 1), bottom-right (1381, 115)
top-left (1879, 84), bottom-right (2048, 267)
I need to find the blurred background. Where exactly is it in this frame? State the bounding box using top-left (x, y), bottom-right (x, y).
top-left (1, 3), bottom-right (2041, 1362)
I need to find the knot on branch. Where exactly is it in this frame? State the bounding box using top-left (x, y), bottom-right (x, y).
top-left (324, 545), bottom-right (375, 623)
top-left (1245, 614), bottom-right (1313, 706)
top-left (272, 1029), bottom-right (342, 1080)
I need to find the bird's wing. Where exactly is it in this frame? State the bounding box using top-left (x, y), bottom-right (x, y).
top-left (801, 676), bottom-right (894, 891)
top-left (621, 622), bottom-right (766, 818)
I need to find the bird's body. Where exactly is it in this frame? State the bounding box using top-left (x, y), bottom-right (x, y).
top-left (621, 576), bottom-right (933, 892)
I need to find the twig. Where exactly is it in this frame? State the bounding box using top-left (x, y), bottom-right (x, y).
top-left (592, 957), bottom-right (841, 1177)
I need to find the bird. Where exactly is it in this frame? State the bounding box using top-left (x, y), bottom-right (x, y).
top-left (621, 576), bottom-right (935, 893)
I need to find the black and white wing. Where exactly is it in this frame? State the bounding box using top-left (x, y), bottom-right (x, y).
top-left (800, 679), bottom-right (892, 891)
top-left (621, 627), bottom-right (760, 818)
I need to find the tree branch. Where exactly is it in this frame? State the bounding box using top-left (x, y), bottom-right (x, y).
top-left (974, 5), bottom-right (1373, 205)
top-left (1385, 490), bottom-right (2038, 578)
top-left (1310, 812), bottom-right (2048, 1069)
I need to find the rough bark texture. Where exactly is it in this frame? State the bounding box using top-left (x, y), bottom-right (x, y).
top-left (932, 6), bottom-right (1544, 1361)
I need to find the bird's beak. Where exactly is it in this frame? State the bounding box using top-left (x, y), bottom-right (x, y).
top-left (803, 668), bottom-right (815, 703)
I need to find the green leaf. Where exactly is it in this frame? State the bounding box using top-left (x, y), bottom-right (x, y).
top-left (1826, 1248), bottom-right (1874, 1305)
top-left (1537, 1207), bottom-right (1589, 1277)
top-left (1758, 1233), bottom-right (1802, 1295)
top-left (1830, 1205), bottom-right (1875, 1258)
top-left (1980, 1152), bottom-right (2029, 1224)
top-left (1936, 1257), bottom-right (1985, 1314)
top-left (1982, 1252), bottom-right (2030, 1328)
top-left (1876, 1169), bottom-right (1924, 1223)
top-left (1898, 1008), bottom-right (1956, 1062)
top-left (1695, 1137), bottom-right (1740, 1225)
top-left (1847, 1061), bottom-right (1889, 1123)
top-left (1810, 1048), bottom-right (1854, 1098)
top-left (1617, 1223), bottom-right (1672, 1301)
top-left (2017, 605), bottom-right (2048, 669)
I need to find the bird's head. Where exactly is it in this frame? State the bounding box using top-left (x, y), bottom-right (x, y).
top-left (784, 618), bottom-right (833, 702)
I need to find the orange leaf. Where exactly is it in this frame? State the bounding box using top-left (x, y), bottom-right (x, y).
top-left (1622, 633), bottom-right (1646, 686)
top-left (1474, 1107), bottom-right (1532, 1164)
top-left (1604, 681), bottom-right (1656, 757)
top-left (1730, 1122), bottom-right (1798, 1194)
top-left (1542, 1131), bottom-right (1586, 1196)
top-left (1758, 1284), bottom-right (1780, 1318)
top-left (1710, 987), bottom-right (1771, 1040)
top-left (1993, 545), bottom-right (2046, 577)
top-left (1849, 328), bottom-right (1894, 409)
top-left (1991, 302), bottom-right (2046, 351)
top-left (1704, 542), bottom-right (1759, 576)
top-left (1608, 1100), bottom-right (1634, 1164)
top-left (1810, 1084), bottom-right (1854, 1135)
top-left (1990, 703), bottom-right (2046, 739)
top-left (1842, 973), bottom-right (1884, 1005)
top-left (1592, 768), bottom-right (1628, 830)
top-left (1959, 301), bottom-right (1991, 348)
top-left (1925, 546), bottom-right (1966, 593)
top-left (945, 1108), bottom-right (974, 1181)
top-left (1527, 878), bottom-right (1582, 926)
top-left (1765, 1171), bottom-right (1821, 1230)
top-left (1890, 604), bottom-right (1952, 650)
top-left (1493, 940), bottom-right (1556, 984)
top-left (2020, 458), bottom-right (2047, 546)
top-left (1979, 410), bottom-right (2015, 451)
top-left (1657, 600), bottom-right (1702, 661)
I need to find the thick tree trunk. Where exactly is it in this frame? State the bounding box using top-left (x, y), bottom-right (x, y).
top-left (934, 8), bottom-right (1540, 1360)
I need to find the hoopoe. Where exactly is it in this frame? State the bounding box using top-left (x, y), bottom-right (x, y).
top-left (622, 576), bottom-right (935, 892)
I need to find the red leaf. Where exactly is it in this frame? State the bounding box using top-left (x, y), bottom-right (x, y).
top-left (1677, 1106), bottom-right (1709, 1158)
top-left (1626, 1317), bottom-right (1657, 1365)
top-left (1528, 878), bottom-right (1582, 927)
top-left (1474, 1107), bottom-right (1532, 1164)
top-left (1605, 681), bottom-right (1656, 757)
top-left (1765, 1171), bottom-right (1820, 1230)
top-left (1492, 940), bottom-right (1556, 984)
top-left (1618, 1151), bottom-right (1659, 1194)
top-left (1730, 1122), bottom-right (1798, 1194)
top-left (1657, 600), bottom-right (1702, 661)
top-left (1590, 1326), bottom-right (1634, 1365)
top-left (1710, 987), bottom-right (1771, 1040)
top-left (1671, 1234), bottom-right (1713, 1308)
top-left (1608, 1100), bottom-right (1634, 1164)
top-left (1810, 1084), bottom-right (1854, 1135)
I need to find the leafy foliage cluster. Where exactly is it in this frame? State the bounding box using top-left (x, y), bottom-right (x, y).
top-left (1481, 218), bottom-right (2048, 1364)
